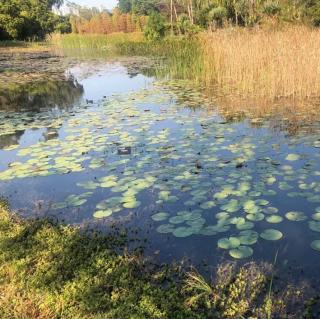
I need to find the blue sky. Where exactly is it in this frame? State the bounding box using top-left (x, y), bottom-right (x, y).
top-left (71, 0), bottom-right (118, 9)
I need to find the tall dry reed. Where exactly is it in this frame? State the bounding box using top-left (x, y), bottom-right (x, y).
top-left (201, 26), bottom-right (320, 99)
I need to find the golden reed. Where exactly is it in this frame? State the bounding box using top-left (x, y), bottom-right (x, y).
top-left (200, 26), bottom-right (320, 100)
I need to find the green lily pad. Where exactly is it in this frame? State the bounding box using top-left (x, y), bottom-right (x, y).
top-left (312, 213), bottom-right (320, 221)
top-left (173, 227), bottom-right (194, 238)
top-left (123, 200), bottom-right (141, 209)
top-left (218, 237), bottom-right (240, 249)
top-left (229, 246), bottom-right (253, 259)
top-left (285, 211), bottom-right (307, 221)
top-left (310, 240), bottom-right (320, 251)
top-left (151, 212), bottom-right (169, 221)
top-left (246, 212), bottom-right (265, 221)
top-left (93, 210), bottom-right (113, 218)
top-left (309, 221), bottom-right (320, 232)
top-left (266, 215), bottom-right (283, 224)
top-left (260, 229), bottom-right (283, 241)
top-left (169, 215), bottom-right (186, 224)
top-left (236, 221), bottom-right (254, 230)
top-left (156, 224), bottom-right (175, 234)
top-left (238, 230), bottom-right (259, 245)
top-left (286, 154), bottom-right (300, 161)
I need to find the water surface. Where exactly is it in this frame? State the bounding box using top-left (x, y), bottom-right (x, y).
top-left (0, 52), bottom-right (320, 277)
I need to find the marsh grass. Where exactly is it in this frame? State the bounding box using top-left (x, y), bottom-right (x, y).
top-left (51, 27), bottom-right (320, 101)
top-left (201, 26), bottom-right (320, 99)
top-left (51, 32), bottom-right (204, 80)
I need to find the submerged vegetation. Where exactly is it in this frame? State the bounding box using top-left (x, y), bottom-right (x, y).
top-left (0, 202), bottom-right (318, 319)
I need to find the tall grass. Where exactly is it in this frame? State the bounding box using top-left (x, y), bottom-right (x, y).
top-left (51, 32), bottom-right (204, 80)
top-left (51, 27), bottom-right (320, 100)
top-left (201, 26), bottom-right (320, 99)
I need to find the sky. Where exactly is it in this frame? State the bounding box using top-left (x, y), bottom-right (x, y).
top-left (71, 0), bottom-right (118, 9)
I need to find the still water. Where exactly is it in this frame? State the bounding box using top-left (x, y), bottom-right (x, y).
top-left (0, 52), bottom-right (320, 275)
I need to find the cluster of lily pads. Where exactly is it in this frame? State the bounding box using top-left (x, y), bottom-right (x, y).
top-left (0, 79), bottom-right (320, 260)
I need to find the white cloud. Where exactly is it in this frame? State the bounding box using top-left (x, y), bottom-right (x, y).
top-left (69, 0), bottom-right (117, 10)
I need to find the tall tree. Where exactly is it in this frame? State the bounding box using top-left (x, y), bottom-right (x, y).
top-left (0, 0), bottom-right (64, 40)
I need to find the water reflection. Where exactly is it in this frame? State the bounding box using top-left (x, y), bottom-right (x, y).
top-left (0, 77), bottom-right (84, 112)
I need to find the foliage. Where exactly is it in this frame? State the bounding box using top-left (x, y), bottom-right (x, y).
top-left (144, 12), bottom-right (167, 41)
top-left (118, 0), bottom-right (159, 15)
top-left (0, 0), bottom-right (66, 40)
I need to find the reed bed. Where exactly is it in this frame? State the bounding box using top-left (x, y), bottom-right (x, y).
top-left (51, 27), bottom-right (320, 100)
top-left (201, 26), bottom-right (320, 99)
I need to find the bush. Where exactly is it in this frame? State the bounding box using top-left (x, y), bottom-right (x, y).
top-left (144, 13), bottom-right (166, 41)
top-left (209, 6), bottom-right (228, 27)
top-left (263, 1), bottom-right (282, 16)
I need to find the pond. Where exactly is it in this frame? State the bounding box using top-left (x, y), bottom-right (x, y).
top-left (0, 50), bottom-right (320, 277)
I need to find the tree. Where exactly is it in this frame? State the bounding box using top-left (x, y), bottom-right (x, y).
top-left (144, 12), bottom-right (166, 40)
top-left (0, 0), bottom-right (65, 40)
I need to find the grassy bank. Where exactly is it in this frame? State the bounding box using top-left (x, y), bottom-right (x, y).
top-left (0, 41), bottom-right (49, 52)
top-left (0, 202), bottom-right (317, 319)
top-left (51, 27), bottom-right (320, 101)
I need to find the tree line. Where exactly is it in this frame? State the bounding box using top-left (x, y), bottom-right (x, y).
top-left (0, 0), bottom-right (319, 41)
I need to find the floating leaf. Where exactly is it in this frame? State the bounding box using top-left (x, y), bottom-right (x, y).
top-left (93, 210), bottom-right (112, 218)
top-left (309, 221), bottom-right (320, 232)
top-left (260, 229), bottom-right (283, 241)
top-left (286, 154), bottom-right (300, 161)
top-left (310, 240), bottom-right (320, 251)
top-left (247, 212), bottom-right (265, 221)
top-left (218, 237), bottom-right (240, 249)
top-left (238, 230), bottom-right (258, 245)
top-left (285, 211), bottom-right (307, 222)
top-left (173, 227), bottom-right (194, 238)
top-left (151, 212), bottom-right (169, 221)
top-left (156, 224), bottom-right (175, 234)
top-left (229, 246), bottom-right (253, 259)
top-left (266, 215), bottom-right (283, 224)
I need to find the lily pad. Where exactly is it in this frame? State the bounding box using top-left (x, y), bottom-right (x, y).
top-left (156, 224), bottom-right (175, 234)
top-left (260, 229), bottom-right (283, 241)
top-left (238, 230), bottom-right (259, 245)
top-left (286, 154), bottom-right (300, 161)
top-left (229, 246), bottom-right (253, 259)
top-left (152, 212), bottom-right (169, 221)
top-left (173, 227), bottom-right (194, 238)
top-left (285, 211), bottom-right (307, 222)
top-left (218, 237), bottom-right (240, 249)
top-left (310, 240), bottom-right (320, 251)
top-left (93, 209), bottom-right (113, 218)
top-left (266, 215), bottom-right (283, 224)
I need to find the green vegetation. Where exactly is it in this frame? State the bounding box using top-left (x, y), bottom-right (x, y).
top-left (1, 0), bottom-right (320, 41)
top-left (51, 33), bottom-right (203, 79)
top-left (0, 202), bottom-right (316, 319)
top-left (0, 0), bottom-right (69, 40)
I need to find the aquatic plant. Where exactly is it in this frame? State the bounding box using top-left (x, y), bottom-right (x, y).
top-left (1, 79), bottom-right (320, 261)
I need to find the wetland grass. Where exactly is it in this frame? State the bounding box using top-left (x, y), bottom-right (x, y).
top-left (51, 26), bottom-right (320, 102)
top-left (201, 26), bottom-right (320, 100)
